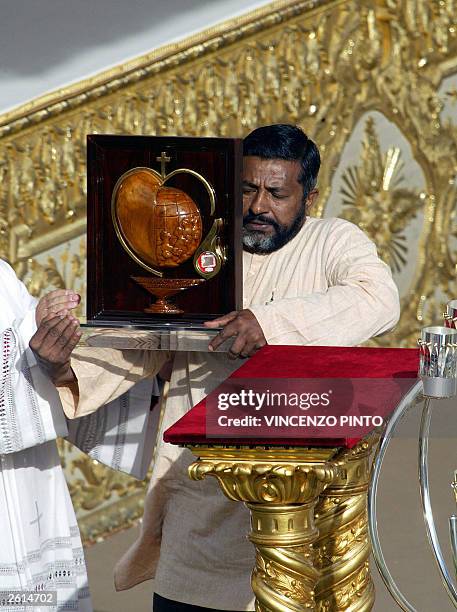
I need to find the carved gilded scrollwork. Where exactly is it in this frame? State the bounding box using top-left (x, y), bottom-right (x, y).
top-left (189, 446), bottom-right (340, 611)
top-left (250, 521), bottom-right (318, 611)
top-left (1, 0), bottom-right (456, 331)
top-left (0, 0), bottom-right (456, 541)
top-left (313, 435), bottom-right (379, 611)
top-left (340, 118), bottom-right (422, 274)
top-left (189, 460), bottom-right (338, 504)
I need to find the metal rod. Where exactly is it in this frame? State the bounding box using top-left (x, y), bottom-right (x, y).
top-left (419, 398), bottom-right (457, 607)
top-left (449, 516), bottom-right (457, 576)
top-left (368, 379), bottom-right (423, 612)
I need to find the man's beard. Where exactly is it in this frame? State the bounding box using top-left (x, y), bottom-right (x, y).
top-left (242, 206), bottom-right (306, 254)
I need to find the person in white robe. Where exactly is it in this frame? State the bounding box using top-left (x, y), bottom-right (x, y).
top-left (0, 260), bottom-right (162, 612)
top-left (63, 124), bottom-right (402, 611)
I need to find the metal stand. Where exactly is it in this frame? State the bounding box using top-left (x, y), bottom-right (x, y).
top-left (368, 319), bottom-right (457, 610)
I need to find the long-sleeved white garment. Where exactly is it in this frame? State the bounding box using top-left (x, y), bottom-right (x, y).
top-left (68, 217), bottom-right (401, 611)
top-left (0, 260), bottom-right (159, 612)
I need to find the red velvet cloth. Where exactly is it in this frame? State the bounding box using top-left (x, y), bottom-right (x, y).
top-left (164, 346), bottom-right (419, 449)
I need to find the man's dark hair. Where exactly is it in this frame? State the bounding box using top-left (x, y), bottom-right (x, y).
top-left (243, 124), bottom-right (320, 200)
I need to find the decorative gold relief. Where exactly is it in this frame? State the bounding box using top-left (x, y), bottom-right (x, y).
top-left (1, 0), bottom-right (456, 542)
top-left (190, 460), bottom-right (338, 504)
top-left (19, 238), bottom-right (87, 317)
top-left (189, 446), bottom-right (339, 611)
top-left (1, 0), bottom-right (456, 336)
top-left (249, 504), bottom-right (322, 609)
top-left (313, 435), bottom-right (378, 611)
top-left (66, 454), bottom-right (145, 512)
top-left (340, 118), bottom-right (422, 274)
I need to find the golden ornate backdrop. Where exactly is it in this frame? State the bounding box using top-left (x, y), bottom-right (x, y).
top-left (0, 0), bottom-right (456, 543)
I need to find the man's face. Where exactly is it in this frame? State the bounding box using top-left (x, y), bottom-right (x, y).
top-left (242, 156), bottom-right (307, 254)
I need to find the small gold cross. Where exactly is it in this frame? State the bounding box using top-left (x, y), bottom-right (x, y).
top-left (156, 151), bottom-right (171, 177)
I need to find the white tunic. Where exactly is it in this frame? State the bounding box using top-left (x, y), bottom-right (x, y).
top-left (67, 217), bottom-right (401, 611)
top-left (0, 260), bottom-right (158, 612)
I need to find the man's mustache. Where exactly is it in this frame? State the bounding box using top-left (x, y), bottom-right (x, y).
top-left (243, 213), bottom-right (279, 230)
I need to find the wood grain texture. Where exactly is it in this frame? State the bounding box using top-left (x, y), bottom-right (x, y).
top-left (115, 168), bottom-right (202, 268)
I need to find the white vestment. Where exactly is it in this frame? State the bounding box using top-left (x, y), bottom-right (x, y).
top-left (0, 260), bottom-right (158, 612)
top-left (66, 217), bottom-right (402, 611)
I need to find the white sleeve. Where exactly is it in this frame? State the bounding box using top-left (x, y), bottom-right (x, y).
top-left (65, 378), bottom-right (158, 479)
top-left (0, 310), bottom-right (68, 455)
top-left (250, 222), bottom-right (400, 346)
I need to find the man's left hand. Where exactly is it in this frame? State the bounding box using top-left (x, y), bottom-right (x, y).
top-left (29, 312), bottom-right (80, 384)
top-left (205, 310), bottom-right (266, 359)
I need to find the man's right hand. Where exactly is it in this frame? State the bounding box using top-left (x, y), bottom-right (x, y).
top-left (35, 289), bottom-right (80, 326)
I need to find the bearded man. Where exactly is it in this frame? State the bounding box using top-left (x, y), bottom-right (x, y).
top-left (64, 124), bottom-right (400, 612)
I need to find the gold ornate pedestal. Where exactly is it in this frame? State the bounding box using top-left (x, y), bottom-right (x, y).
top-left (188, 438), bottom-right (377, 612)
top-left (314, 436), bottom-right (378, 611)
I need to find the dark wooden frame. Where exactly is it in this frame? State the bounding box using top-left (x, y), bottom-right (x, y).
top-left (86, 134), bottom-right (243, 326)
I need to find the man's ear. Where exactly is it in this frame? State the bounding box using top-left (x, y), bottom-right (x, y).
top-left (305, 189), bottom-right (319, 213)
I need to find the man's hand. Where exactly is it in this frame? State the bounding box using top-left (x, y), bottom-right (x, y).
top-left (205, 310), bottom-right (266, 359)
top-left (35, 289), bottom-right (80, 326)
top-left (29, 312), bottom-right (81, 384)
top-left (30, 290), bottom-right (81, 384)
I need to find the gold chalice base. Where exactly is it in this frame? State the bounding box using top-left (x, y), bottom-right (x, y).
top-left (132, 276), bottom-right (205, 314)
